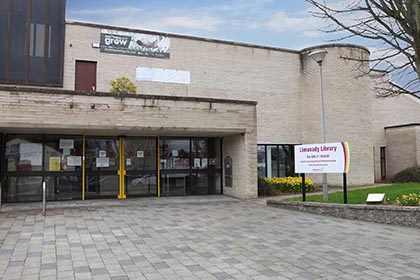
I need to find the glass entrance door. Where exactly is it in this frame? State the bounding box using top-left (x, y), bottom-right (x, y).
top-left (160, 139), bottom-right (191, 196)
top-left (124, 138), bottom-right (157, 197)
top-left (85, 138), bottom-right (120, 198)
top-left (160, 138), bottom-right (222, 196)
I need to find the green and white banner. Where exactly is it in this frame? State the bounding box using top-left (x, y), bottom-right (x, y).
top-left (100, 29), bottom-right (170, 59)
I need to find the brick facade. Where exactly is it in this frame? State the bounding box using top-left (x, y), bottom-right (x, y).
top-left (1, 20), bottom-right (419, 201)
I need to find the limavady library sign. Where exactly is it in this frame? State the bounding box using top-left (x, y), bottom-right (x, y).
top-left (294, 142), bottom-right (350, 174)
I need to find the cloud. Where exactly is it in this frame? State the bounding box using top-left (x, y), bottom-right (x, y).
top-left (68, 7), bottom-right (143, 16)
top-left (152, 16), bottom-right (224, 31)
top-left (265, 10), bottom-right (323, 33)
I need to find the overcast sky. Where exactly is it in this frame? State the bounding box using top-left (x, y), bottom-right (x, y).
top-left (66, 0), bottom-right (352, 51)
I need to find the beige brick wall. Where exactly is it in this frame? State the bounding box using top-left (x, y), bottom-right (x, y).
top-left (385, 127), bottom-right (418, 178)
top-left (299, 46), bottom-right (374, 186)
top-left (63, 23), bottom-right (302, 145)
top-left (223, 106), bottom-right (258, 199)
top-left (372, 74), bottom-right (420, 180)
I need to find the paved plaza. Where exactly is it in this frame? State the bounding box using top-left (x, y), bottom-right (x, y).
top-left (0, 196), bottom-right (419, 280)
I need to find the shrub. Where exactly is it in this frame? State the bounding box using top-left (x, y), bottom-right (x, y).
top-left (392, 166), bottom-right (420, 183)
top-left (261, 176), bottom-right (315, 194)
top-left (258, 177), bottom-right (277, 196)
top-left (395, 193), bottom-right (420, 206)
top-left (110, 77), bottom-right (137, 94)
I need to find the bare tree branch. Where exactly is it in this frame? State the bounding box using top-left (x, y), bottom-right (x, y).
top-left (306, 0), bottom-right (420, 96)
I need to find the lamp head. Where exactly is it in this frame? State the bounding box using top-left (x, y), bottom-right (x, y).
top-left (308, 49), bottom-right (327, 64)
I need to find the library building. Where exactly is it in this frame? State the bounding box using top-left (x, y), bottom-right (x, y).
top-left (0, 0), bottom-right (419, 203)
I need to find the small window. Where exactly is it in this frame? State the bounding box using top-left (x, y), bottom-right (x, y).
top-left (380, 147), bottom-right (386, 180)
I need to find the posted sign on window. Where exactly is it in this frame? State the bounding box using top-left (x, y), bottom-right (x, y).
top-left (294, 142), bottom-right (350, 174)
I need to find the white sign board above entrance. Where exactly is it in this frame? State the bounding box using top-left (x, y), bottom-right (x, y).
top-left (100, 29), bottom-right (170, 59)
top-left (294, 142), bottom-right (350, 174)
top-left (136, 67), bottom-right (190, 85)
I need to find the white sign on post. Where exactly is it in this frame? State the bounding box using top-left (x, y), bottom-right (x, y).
top-left (295, 142), bottom-right (350, 174)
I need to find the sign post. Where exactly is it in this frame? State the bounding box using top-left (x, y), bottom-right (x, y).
top-left (295, 142), bottom-right (350, 203)
top-left (301, 173), bottom-right (306, 202)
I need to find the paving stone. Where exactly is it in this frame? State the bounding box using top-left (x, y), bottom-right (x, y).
top-left (0, 196), bottom-right (419, 279)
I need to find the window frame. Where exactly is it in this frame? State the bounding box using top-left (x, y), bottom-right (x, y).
top-left (0, 0), bottom-right (65, 87)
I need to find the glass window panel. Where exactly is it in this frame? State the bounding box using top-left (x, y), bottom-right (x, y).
top-left (126, 174), bottom-right (156, 196)
top-left (45, 175), bottom-right (82, 200)
top-left (257, 145), bottom-right (266, 178)
top-left (124, 138), bottom-right (156, 171)
top-left (6, 176), bottom-right (43, 202)
top-left (160, 139), bottom-right (190, 170)
top-left (208, 138), bottom-right (222, 194)
top-left (28, 1), bottom-right (46, 83)
top-left (0, 0), bottom-right (10, 80)
top-left (29, 23), bottom-right (35, 57)
top-left (86, 138), bottom-right (119, 171)
top-left (45, 0), bottom-right (64, 84)
top-left (279, 145), bottom-right (288, 177)
top-left (9, 0), bottom-right (28, 82)
top-left (160, 173), bottom-right (189, 196)
top-left (192, 139), bottom-right (208, 170)
top-left (44, 137), bottom-right (82, 172)
top-left (6, 136), bottom-right (43, 172)
top-left (34, 24), bottom-right (45, 57)
top-left (86, 175), bottom-right (119, 197)
top-left (266, 145), bottom-right (279, 178)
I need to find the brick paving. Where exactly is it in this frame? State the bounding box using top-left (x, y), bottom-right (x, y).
top-left (0, 196), bottom-right (419, 280)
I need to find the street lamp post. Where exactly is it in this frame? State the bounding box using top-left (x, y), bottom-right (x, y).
top-left (308, 49), bottom-right (328, 202)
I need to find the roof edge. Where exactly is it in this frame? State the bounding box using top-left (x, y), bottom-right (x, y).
top-left (66, 21), bottom-right (300, 54)
top-left (385, 123), bottom-right (420, 130)
top-left (300, 43), bottom-right (370, 54)
top-left (0, 85), bottom-right (258, 106)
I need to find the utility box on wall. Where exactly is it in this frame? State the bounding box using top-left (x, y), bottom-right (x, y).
top-left (224, 156), bottom-right (232, 188)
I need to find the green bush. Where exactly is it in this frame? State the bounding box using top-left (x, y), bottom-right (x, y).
top-left (110, 77), bottom-right (137, 94)
top-left (392, 166), bottom-right (420, 183)
top-left (258, 177), bottom-right (277, 196)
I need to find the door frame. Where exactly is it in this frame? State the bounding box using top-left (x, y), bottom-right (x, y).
top-left (82, 135), bottom-right (161, 200)
top-left (74, 60), bottom-right (97, 91)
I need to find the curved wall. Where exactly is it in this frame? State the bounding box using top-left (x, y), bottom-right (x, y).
top-left (299, 45), bottom-right (374, 185)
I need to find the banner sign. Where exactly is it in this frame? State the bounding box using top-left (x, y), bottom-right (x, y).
top-left (294, 142), bottom-right (350, 173)
top-left (100, 29), bottom-right (170, 59)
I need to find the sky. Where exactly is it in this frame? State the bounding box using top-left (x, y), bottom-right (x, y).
top-left (66, 0), bottom-right (344, 51)
top-left (66, 0), bottom-right (418, 92)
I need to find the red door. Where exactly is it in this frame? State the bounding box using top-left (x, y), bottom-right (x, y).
top-left (75, 61), bottom-right (97, 91)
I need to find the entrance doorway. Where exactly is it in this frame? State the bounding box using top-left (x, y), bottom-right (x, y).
top-left (1, 135), bottom-right (222, 202)
top-left (85, 137), bottom-right (120, 198)
top-left (124, 138), bottom-right (157, 196)
top-left (159, 138), bottom-right (222, 196)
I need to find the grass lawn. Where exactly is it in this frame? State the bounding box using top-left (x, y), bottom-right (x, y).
top-left (284, 183), bottom-right (420, 204)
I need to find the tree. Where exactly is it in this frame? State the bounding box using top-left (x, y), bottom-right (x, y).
top-left (306, 0), bottom-right (420, 96)
top-left (110, 77), bottom-right (137, 94)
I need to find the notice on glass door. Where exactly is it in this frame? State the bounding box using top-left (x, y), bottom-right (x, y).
top-left (67, 156), bottom-right (82, 166)
top-left (194, 158), bottom-right (201, 168)
top-left (49, 157), bottom-right (61, 171)
top-left (96, 157), bottom-right (109, 167)
top-left (60, 139), bottom-right (74, 149)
